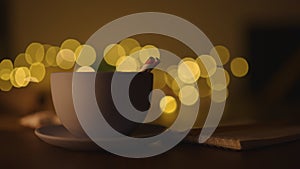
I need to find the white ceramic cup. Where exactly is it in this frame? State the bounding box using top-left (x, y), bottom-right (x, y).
top-left (51, 72), bottom-right (153, 138)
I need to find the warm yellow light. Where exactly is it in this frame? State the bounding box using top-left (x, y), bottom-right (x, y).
top-left (25, 42), bottom-right (44, 64)
top-left (164, 65), bottom-right (178, 88)
top-left (10, 67), bottom-right (31, 87)
top-left (75, 45), bottom-right (96, 66)
top-left (230, 57), bottom-right (249, 77)
top-left (30, 62), bottom-right (46, 83)
top-left (152, 69), bottom-right (166, 89)
top-left (0, 59), bottom-right (13, 81)
top-left (210, 45), bottom-right (230, 65)
top-left (198, 78), bottom-right (211, 98)
top-left (159, 96), bottom-right (177, 114)
top-left (116, 56), bottom-right (139, 72)
top-left (0, 59), bottom-right (13, 70)
top-left (206, 68), bottom-right (230, 91)
top-left (0, 69), bottom-right (11, 81)
top-left (129, 46), bottom-right (142, 66)
top-left (196, 55), bottom-right (217, 78)
top-left (60, 39), bottom-right (81, 52)
top-left (119, 38), bottom-right (140, 55)
top-left (103, 44), bottom-right (126, 66)
top-left (178, 60), bottom-right (200, 84)
top-left (179, 85), bottom-right (199, 105)
top-left (138, 45), bottom-right (160, 64)
top-left (129, 46), bottom-right (142, 55)
top-left (171, 77), bottom-right (184, 96)
top-left (14, 53), bottom-right (30, 67)
top-left (76, 66), bottom-right (95, 72)
top-left (0, 79), bottom-right (12, 91)
top-left (45, 46), bottom-right (60, 67)
top-left (56, 49), bottom-right (76, 69)
top-left (211, 88), bottom-right (229, 103)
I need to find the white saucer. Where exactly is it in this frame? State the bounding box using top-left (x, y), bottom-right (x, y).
top-left (35, 124), bottom-right (166, 151)
top-left (35, 125), bottom-right (101, 151)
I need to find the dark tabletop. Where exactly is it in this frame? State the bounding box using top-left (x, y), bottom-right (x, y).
top-left (1, 116), bottom-right (300, 169)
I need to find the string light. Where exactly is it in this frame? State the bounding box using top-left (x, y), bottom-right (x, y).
top-left (0, 38), bottom-right (249, 121)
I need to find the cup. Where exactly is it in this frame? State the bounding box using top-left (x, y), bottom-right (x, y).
top-left (51, 72), bottom-right (153, 138)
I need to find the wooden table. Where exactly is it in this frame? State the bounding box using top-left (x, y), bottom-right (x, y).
top-left (1, 114), bottom-right (300, 169)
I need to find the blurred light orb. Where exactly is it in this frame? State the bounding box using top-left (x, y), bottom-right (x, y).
top-left (120, 38), bottom-right (140, 55)
top-left (210, 45), bottom-right (230, 66)
top-left (138, 45), bottom-right (160, 64)
top-left (0, 59), bottom-right (13, 70)
top-left (30, 62), bottom-right (46, 83)
top-left (196, 55), bottom-right (217, 78)
top-left (0, 79), bottom-right (12, 91)
top-left (56, 49), bottom-right (76, 69)
top-left (75, 45), bottom-right (96, 66)
top-left (76, 66), bottom-right (95, 72)
top-left (14, 53), bottom-right (30, 67)
top-left (206, 68), bottom-right (230, 91)
top-left (25, 42), bottom-right (44, 64)
top-left (0, 69), bottom-right (11, 81)
top-left (116, 56), bottom-right (139, 72)
top-left (171, 77), bottom-right (185, 96)
top-left (230, 57), bottom-right (249, 77)
top-left (198, 78), bottom-right (211, 98)
top-left (178, 60), bottom-right (200, 84)
top-left (61, 39), bottom-right (81, 52)
top-left (159, 96), bottom-right (177, 114)
top-left (164, 65), bottom-right (178, 88)
top-left (0, 59), bottom-right (14, 81)
top-left (211, 88), bottom-right (229, 103)
top-left (152, 69), bottom-right (166, 89)
top-left (45, 46), bottom-right (60, 67)
top-left (179, 85), bottom-right (199, 106)
top-left (10, 67), bottom-right (31, 87)
top-left (104, 44), bottom-right (126, 66)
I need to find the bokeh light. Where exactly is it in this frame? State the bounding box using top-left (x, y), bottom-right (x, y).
top-left (0, 59), bottom-right (13, 70)
top-left (0, 79), bottom-right (12, 91)
top-left (230, 57), bottom-right (249, 77)
top-left (159, 96), bottom-right (177, 114)
top-left (61, 39), bottom-right (81, 52)
top-left (116, 56), bottom-right (139, 72)
top-left (56, 49), bottom-right (76, 69)
top-left (76, 66), bottom-right (95, 72)
top-left (196, 55), bottom-right (217, 78)
top-left (0, 69), bottom-right (11, 81)
top-left (210, 45), bottom-right (230, 65)
top-left (10, 67), bottom-right (31, 87)
top-left (198, 78), bottom-right (211, 98)
top-left (138, 45), bottom-right (160, 64)
top-left (152, 69), bottom-right (166, 89)
top-left (45, 46), bottom-right (60, 67)
top-left (0, 59), bottom-right (13, 81)
top-left (75, 45), bottom-right (96, 66)
top-left (211, 88), bottom-right (229, 103)
top-left (206, 68), bottom-right (230, 91)
top-left (178, 59), bottom-right (200, 84)
top-left (14, 53), bottom-right (30, 68)
top-left (171, 77), bottom-right (185, 96)
top-left (164, 65), bottom-right (178, 88)
top-left (104, 44), bottom-right (126, 66)
top-left (30, 62), bottom-right (46, 82)
top-left (25, 42), bottom-right (44, 64)
top-left (179, 85), bottom-right (199, 106)
top-left (120, 38), bottom-right (140, 55)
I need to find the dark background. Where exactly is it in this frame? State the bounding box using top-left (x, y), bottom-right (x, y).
top-left (0, 0), bottom-right (299, 124)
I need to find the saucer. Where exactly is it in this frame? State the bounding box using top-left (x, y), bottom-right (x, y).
top-left (35, 125), bottom-right (100, 151)
top-left (35, 124), bottom-right (167, 151)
